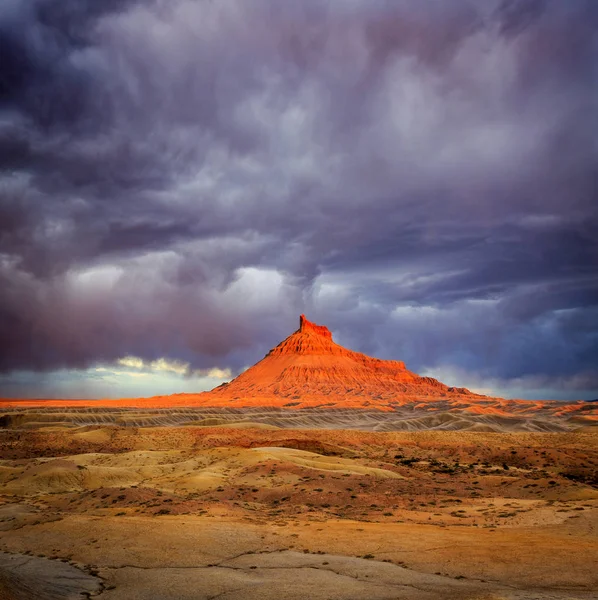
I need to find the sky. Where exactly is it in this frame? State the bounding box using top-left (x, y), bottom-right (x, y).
top-left (0, 0), bottom-right (597, 401)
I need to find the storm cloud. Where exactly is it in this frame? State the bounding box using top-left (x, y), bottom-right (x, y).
top-left (1, 0), bottom-right (597, 399)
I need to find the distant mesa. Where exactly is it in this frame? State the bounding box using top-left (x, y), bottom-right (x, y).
top-left (1, 315), bottom-right (597, 430)
top-left (206, 314), bottom-right (481, 408)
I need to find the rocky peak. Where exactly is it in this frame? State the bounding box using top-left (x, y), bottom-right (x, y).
top-left (265, 315), bottom-right (337, 357)
top-left (206, 314), bottom-right (481, 405)
top-left (298, 314), bottom-right (333, 339)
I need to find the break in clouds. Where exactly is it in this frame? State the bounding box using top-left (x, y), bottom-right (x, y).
top-left (0, 0), bottom-right (597, 399)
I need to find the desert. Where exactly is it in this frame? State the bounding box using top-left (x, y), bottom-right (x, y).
top-left (1, 317), bottom-right (597, 599)
top-left (3, 2), bottom-right (597, 598)
top-left (1, 426), bottom-right (597, 599)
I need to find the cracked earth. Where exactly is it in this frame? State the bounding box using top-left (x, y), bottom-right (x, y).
top-left (0, 426), bottom-right (596, 599)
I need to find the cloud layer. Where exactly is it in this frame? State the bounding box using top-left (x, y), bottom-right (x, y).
top-left (1, 0), bottom-right (597, 399)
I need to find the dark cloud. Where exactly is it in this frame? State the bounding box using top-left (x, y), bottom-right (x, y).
top-left (0, 0), bottom-right (597, 398)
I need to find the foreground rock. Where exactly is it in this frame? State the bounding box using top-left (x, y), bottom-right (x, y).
top-left (0, 552), bottom-right (101, 599)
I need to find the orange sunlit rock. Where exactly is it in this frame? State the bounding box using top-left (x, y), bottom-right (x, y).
top-left (0, 316), bottom-right (596, 425)
top-left (206, 314), bottom-right (479, 406)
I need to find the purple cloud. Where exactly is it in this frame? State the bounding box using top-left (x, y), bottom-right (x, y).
top-left (0, 0), bottom-right (597, 399)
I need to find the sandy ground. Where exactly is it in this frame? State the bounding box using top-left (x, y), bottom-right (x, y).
top-left (0, 425), bottom-right (596, 599)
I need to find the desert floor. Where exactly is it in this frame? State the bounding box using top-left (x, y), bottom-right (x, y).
top-left (0, 424), bottom-right (597, 599)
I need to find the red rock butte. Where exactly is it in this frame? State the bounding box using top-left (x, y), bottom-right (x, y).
top-left (1, 316), bottom-right (596, 425)
top-left (207, 314), bottom-right (478, 408)
top-left (0, 314), bottom-right (481, 410)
